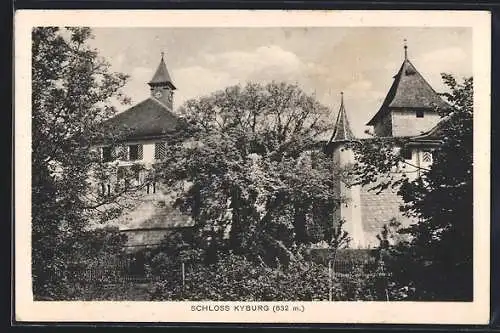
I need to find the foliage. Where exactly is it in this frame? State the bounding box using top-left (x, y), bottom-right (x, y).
top-left (156, 82), bottom-right (345, 264)
top-left (31, 27), bottom-right (134, 298)
top-left (34, 227), bottom-right (128, 300)
top-left (349, 74), bottom-right (473, 301)
top-left (329, 219), bottom-right (351, 253)
top-left (148, 252), bottom-right (382, 301)
top-left (37, 281), bottom-right (151, 301)
top-left (143, 232), bottom-right (381, 301)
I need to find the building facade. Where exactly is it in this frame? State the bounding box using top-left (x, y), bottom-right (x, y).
top-left (92, 53), bottom-right (192, 248)
top-left (96, 45), bottom-right (448, 249)
top-left (329, 45), bottom-right (448, 247)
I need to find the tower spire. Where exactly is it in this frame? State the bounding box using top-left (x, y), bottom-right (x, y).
top-left (148, 52), bottom-right (176, 90)
top-left (330, 92), bottom-right (355, 143)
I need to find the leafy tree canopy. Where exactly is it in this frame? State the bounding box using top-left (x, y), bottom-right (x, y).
top-left (32, 27), bottom-right (133, 298)
top-left (157, 82), bottom-right (346, 264)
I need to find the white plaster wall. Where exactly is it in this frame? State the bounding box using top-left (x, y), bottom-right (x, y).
top-left (336, 146), bottom-right (366, 248)
top-left (392, 109), bottom-right (441, 137)
top-left (143, 143), bottom-right (155, 164)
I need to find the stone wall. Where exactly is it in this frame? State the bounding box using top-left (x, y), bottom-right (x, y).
top-left (359, 184), bottom-right (414, 247)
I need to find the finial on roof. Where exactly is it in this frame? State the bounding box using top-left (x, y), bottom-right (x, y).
top-left (404, 39), bottom-right (408, 60)
top-left (148, 51), bottom-right (176, 90)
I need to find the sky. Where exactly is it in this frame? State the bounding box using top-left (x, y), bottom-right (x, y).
top-left (89, 27), bottom-right (472, 137)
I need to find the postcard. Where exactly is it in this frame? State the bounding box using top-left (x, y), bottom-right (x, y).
top-left (14, 9), bottom-right (491, 324)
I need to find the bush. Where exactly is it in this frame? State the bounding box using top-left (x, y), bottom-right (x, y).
top-left (148, 252), bottom-right (385, 301)
top-left (33, 227), bottom-right (128, 301)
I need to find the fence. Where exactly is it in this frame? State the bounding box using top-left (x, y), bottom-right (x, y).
top-left (61, 254), bottom-right (383, 285)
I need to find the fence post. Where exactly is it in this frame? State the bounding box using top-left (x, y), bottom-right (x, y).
top-left (181, 262), bottom-right (185, 287)
top-left (328, 259), bottom-right (332, 301)
top-left (328, 249), bottom-right (337, 302)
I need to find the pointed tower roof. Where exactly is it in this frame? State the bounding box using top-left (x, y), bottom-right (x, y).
top-left (148, 52), bottom-right (176, 90)
top-left (330, 92), bottom-right (355, 143)
top-left (366, 43), bottom-right (449, 126)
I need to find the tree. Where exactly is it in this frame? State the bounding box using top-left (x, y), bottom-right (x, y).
top-left (32, 27), bottom-right (134, 298)
top-left (348, 74), bottom-right (473, 300)
top-left (156, 82), bottom-right (345, 264)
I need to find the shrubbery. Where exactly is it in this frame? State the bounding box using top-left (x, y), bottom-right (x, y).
top-left (147, 250), bottom-right (387, 301)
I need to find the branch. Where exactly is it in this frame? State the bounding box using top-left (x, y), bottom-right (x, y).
top-left (83, 180), bottom-right (151, 210)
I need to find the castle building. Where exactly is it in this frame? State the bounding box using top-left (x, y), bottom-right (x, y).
top-left (93, 53), bottom-right (192, 248)
top-left (96, 44), bottom-right (448, 249)
top-left (328, 44), bottom-right (449, 247)
top-left (366, 44), bottom-right (449, 137)
top-left (97, 52), bottom-right (179, 169)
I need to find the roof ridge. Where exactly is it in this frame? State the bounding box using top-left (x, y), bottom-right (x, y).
top-left (148, 96), bottom-right (172, 111)
top-left (102, 98), bottom-right (151, 122)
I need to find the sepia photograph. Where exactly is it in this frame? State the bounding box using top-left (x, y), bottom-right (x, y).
top-left (14, 10), bottom-right (491, 323)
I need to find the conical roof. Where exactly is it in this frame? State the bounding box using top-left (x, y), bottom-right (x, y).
top-left (367, 52), bottom-right (449, 126)
top-left (330, 92), bottom-right (355, 143)
top-left (148, 53), bottom-right (176, 89)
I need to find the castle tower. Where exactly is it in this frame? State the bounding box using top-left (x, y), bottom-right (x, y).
top-left (148, 52), bottom-right (176, 111)
top-left (366, 41), bottom-right (449, 137)
top-left (329, 93), bottom-right (366, 248)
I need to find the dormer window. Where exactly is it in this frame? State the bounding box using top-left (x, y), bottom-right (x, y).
top-left (416, 110), bottom-right (424, 118)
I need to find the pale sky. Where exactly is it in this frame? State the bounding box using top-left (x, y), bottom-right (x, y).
top-left (89, 27), bottom-right (472, 137)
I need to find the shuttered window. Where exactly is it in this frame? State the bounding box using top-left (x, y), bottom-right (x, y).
top-left (129, 144), bottom-right (143, 161)
top-left (401, 148), bottom-right (412, 160)
top-left (102, 146), bottom-right (114, 162)
top-left (116, 145), bottom-right (128, 160)
top-left (422, 151), bottom-right (432, 163)
top-left (155, 142), bottom-right (166, 160)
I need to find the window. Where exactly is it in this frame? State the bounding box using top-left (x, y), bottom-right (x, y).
top-left (129, 144), bottom-right (143, 161)
top-left (102, 146), bottom-right (114, 162)
top-left (416, 110), bottom-right (424, 118)
top-left (422, 151), bottom-right (432, 163)
top-left (117, 145), bottom-right (128, 160)
top-left (401, 148), bottom-right (412, 160)
top-left (155, 142), bottom-right (166, 160)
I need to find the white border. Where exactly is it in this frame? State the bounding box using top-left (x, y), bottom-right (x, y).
top-left (14, 10), bottom-right (491, 324)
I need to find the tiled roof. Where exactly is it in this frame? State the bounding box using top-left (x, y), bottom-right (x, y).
top-left (148, 55), bottom-right (176, 90)
top-left (367, 58), bottom-right (450, 126)
top-left (329, 93), bottom-right (355, 143)
top-left (99, 97), bottom-right (180, 142)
